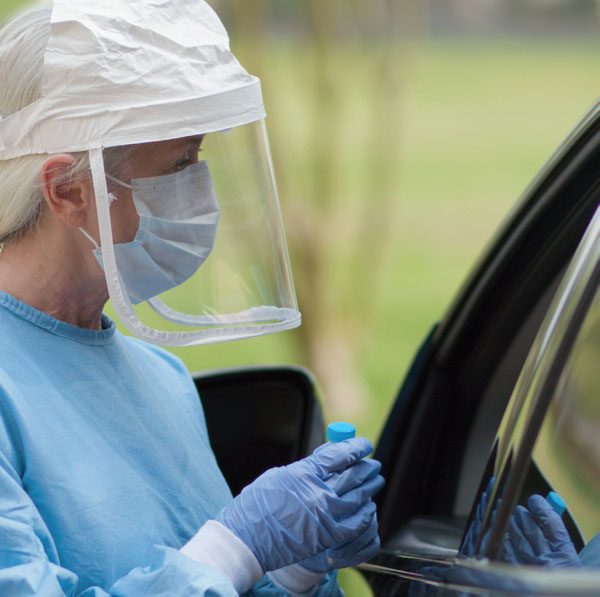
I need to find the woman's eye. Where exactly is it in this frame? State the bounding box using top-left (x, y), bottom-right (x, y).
top-left (174, 159), bottom-right (191, 171)
top-left (173, 148), bottom-right (201, 172)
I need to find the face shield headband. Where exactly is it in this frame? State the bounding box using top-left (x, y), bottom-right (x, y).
top-left (88, 121), bottom-right (301, 347)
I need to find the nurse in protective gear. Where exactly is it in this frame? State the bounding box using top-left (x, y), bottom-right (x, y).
top-left (0, 1), bottom-right (384, 595)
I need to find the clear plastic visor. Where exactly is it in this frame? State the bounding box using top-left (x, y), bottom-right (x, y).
top-left (89, 120), bottom-right (300, 346)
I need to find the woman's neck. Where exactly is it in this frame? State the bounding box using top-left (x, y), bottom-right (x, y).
top-left (0, 228), bottom-right (108, 330)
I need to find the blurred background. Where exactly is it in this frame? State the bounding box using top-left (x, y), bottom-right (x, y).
top-left (1, 0), bottom-right (599, 594)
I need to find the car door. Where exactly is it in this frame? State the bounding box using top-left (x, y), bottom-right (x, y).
top-left (360, 101), bottom-right (600, 594)
top-left (359, 200), bottom-right (600, 597)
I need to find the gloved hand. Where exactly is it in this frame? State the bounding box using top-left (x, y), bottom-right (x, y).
top-left (299, 457), bottom-right (382, 573)
top-left (216, 437), bottom-right (384, 573)
top-left (460, 476), bottom-right (496, 558)
top-left (503, 494), bottom-right (581, 567)
top-left (299, 513), bottom-right (380, 573)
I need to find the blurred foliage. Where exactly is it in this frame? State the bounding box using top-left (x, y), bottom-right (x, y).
top-left (217, 1), bottom-right (415, 422)
top-left (205, 1), bottom-right (600, 447)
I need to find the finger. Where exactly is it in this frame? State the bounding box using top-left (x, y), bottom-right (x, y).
top-left (508, 511), bottom-right (536, 564)
top-left (325, 499), bottom-right (377, 543)
top-left (527, 494), bottom-right (572, 545)
top-left (480, 528), bottom-right (493, 554)
top-left (328, 475), bottom-right (385, 516)
top-left (508, 509), bottom-right (552, 566)
top-left (330, 515), bottom-right (379, 555)
top-left (337, 536), bottom-right (380, 568)
top-left (309, 437), bottom-right (374, 475)
top-left (326, 458), bottom-right (382, 496)
top-left (513, 503), bottom-right (550, 555)
top-left (327, 522), bottom-right (380, 568)
top-left (502, 532), bottom-right (517, 563)
top-left (527, 494), bottom-right (557, 524)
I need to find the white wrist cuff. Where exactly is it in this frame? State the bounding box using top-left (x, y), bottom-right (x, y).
top-left (180, 520), bottom-right (263, 594)
top-left (267, 564), bottom-right (324, 597)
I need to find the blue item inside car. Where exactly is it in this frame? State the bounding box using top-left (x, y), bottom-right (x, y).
top-left (546, 491), bottom-right (566, 516)
top-left (503, 495), bottom-right (581, 568)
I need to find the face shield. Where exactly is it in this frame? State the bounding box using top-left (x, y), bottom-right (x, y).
top-left (89, 120), bottom-right (300, 346)
top-left (0, 0), bottom-right (302, 347)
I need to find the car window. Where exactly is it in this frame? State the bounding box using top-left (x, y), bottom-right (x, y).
top-left (457, 203), bottom-right (600, 566)
top-left (442, 209), bottom-right (600, 597)
top-left (497, 287), bottom-right (600, 572)
top-left (531, 289), bottom-right (600, 545)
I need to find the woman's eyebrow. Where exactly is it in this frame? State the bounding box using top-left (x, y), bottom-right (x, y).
top-left (184, 136), bottom-right (204, 148)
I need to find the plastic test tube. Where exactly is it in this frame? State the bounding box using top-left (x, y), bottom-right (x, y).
top-left (327, 422), bottom-right (356, 442)
top-left (546, 491), bottom-right (566, 516)
top-left (325, 422), bottom-right (357, 565)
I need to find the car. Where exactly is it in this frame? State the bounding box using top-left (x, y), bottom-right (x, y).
top-left (195, 98), bottom-right (600, 596)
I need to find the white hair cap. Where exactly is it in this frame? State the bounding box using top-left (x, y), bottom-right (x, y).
top-left (0, 0), bottom-right (265, 159)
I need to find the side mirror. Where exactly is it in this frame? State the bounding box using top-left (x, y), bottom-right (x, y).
top-left (193, 365), bottom-right (325, 496)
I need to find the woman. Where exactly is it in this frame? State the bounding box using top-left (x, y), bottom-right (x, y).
top-left (0, 1), bottom-right (384, 595)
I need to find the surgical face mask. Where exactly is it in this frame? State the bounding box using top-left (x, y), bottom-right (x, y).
top-left (81, 160), bottom-right (220, 303)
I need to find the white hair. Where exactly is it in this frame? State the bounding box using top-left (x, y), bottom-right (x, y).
top-left (0, 5), bottom-right (54, 243)
top-left (0, 5), bottom-right (129, 244)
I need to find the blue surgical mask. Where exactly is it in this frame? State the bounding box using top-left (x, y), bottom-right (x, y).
top-left (81, 160), bottom-right (219, 303)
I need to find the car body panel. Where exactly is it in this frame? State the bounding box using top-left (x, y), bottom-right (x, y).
top-left (365, 101), bottom-right (600, 594)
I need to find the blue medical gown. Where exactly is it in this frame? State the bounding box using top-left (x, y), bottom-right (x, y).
top-left (0, 293), bottom-right (341, 596)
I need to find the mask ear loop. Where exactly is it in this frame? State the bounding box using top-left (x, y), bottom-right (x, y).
top-left (106, 173), bottom-right (133, 190)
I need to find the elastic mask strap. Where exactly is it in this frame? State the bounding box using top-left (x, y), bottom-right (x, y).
top-left (106, 172), bottom-right (133, 189)
top-left (79, 227), bottom-right (100, 251)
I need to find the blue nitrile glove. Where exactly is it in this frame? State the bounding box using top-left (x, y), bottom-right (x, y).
top-left (503, 494), bottom-right (581, 567)
top-left (460, 476), bottom-right (496, 558)
top-left (300, 511), bottom-right (380, 573)
top-left (299, 457), bottom-right (383, 572)
top-left (216, 437), bottom-right (384, 573)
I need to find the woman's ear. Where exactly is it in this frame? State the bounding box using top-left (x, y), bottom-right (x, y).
top-left (40, 154), bottom-right (93, 228)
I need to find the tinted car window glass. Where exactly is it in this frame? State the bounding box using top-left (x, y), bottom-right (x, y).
top-left (458, 205), bottom-right (600, 564)
top-left (532, 289), bottom-right (600, 543)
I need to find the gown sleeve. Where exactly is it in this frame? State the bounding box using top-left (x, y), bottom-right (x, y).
top-left (579, 532), bottom-right (600, 568)
top-left (0, 447), bottom-right (238, 597)
top-left (0, 448), bottom-right (346, 596)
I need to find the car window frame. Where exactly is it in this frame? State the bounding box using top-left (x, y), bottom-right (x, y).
top-left (361, 206), bottom-right (600, 594)
top-left (467, 203), bottom-right (600, 560)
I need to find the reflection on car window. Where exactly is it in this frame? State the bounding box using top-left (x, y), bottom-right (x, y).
top-left (534, 288), bottom-right (600, 541)
top-left (510, 289), bottom-right (600, 568)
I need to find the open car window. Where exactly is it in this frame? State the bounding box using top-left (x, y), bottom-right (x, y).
top-left (412, 208), bottom-right (600, 597)
top-left (362, 206), bottom-right (600, 596)
top-left (459, 202), bottom-right (600, 569)
top-left (531, 289), bottom-right (600, 549)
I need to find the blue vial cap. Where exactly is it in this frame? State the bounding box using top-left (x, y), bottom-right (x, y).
top-left (327, 422), bottom-right (356, 442)
top-left (546, 491), bottom-right (566, 516)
